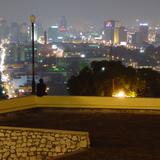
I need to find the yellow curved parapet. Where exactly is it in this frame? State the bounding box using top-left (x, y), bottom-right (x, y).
top-left (35, 96), bottom-right (160, 110)
top-left (0, 96), bottom-right (160, 113)
top-left (0, 96), bottom-right (36, 113)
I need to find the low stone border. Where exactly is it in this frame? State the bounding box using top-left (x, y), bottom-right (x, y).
top-left (0, 126), bottom-right (90, 159)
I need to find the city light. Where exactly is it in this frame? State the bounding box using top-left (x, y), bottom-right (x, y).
top-left (0, 39), bottom-right (16, 98)
top-left (112, 90), bottom-right (136, 98)
top-left (112, 90), bottom-right (127, 98)
top-left (80, 54), bottom-right (86, 58)
top-left (139, 23), bottom-right (149, 26)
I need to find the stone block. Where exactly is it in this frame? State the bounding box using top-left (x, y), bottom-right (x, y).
top-left (22, 132), bottom-right (28, 136)
top-left (40, 144), bottom-right (45, 148)
top-left (55, 134), bottom-right (60, 138)
top-left (55, 146), bottom-right (61, 153)
top-left (3, 151), bottom-right (10, 159)
top-left (48, 136), bottom-right (55, 141)
top-left (29, 156), bottom-right (37, 160)
top-left (27, 142), bottom-right (32, 147)
top-left (0, 133), bottom-right (5, 137)
top-left (28, 151), bottom-right (34, 156)
top-left (79, 140), bottom-right (87, 148)
top-left (72, 136), bottom-right (78, 141)
top-left (21, 152), bottom-right (27, 157)
top-left (10, 153), bottom-right (16, 158)
top-left (30, 147), bottom-right (36, 152)
top-left (48, 152), bottom-right (53, 157)
top-left (41, 138), bottom-right (46, 144)
top-left (21, 143), bottom-right (27, 147)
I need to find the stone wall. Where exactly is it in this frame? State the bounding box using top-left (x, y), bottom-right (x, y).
top-left (0, 126), bottom-right (90, 159)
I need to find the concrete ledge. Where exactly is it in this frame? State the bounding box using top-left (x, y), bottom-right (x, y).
top-left (0, 96), bottom-right (36, 113)
top-left (0, 96), bottom-right (160, 114)
top-left (35, 96), bottom-right (160, 110)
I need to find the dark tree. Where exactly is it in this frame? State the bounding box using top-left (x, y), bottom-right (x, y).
top-left (137, 69), bottom-right (160, 97)
top-left (67, 60), bottom-right (160, 97)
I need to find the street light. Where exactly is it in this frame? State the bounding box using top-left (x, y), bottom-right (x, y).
top-left (30, 15), bottom-right (36, 95)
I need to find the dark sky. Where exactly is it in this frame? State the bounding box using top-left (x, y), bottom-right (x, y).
top-left (0, 0), bottom-right (160, 29)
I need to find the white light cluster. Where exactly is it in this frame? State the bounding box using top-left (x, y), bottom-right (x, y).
top-left (0, 39), bottom-right (16, 99)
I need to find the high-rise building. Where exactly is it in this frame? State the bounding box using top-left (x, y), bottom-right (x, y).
top-left (119, 26), bottom-right (127, 43)
top-left (131, 32), bottom-right (141, 46)
top-left (35, 22), bottom-right (44, 41)
top-left (59, 16), bottom-right (67, 32)
top-left (155, 34), bottom-right (160, 46)
top-left (48, 25), bottom-right (59, 42)
top-left (155, 26), bottom-right (160, 46)
top-left (19, 23), bottom-right (30, 43)
top-left (103, 20), bottom-right (124, 45)
top-left (139, 23), bottom-right (149, 43)
top-left (0, 17), bottom-right (9, 40)
top-left (114, 26), bottom-right (127, 45)
top-left (10, 22), bottom-right (20, 43)
top-left (114, 27), bottom-right (119, 44)
top-left (103, 20), bottom-right (116, 43)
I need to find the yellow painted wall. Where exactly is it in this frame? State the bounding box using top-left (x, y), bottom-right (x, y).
top-left (0, 96), bottom-right (160, 113)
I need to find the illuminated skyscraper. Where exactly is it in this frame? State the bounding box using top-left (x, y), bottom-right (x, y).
top-left (132, 32), bottom-right (141, 46)
top-left (10, 22), bottom-right (20, 43)
top-left (103, 20), bottom-right (124, 45)
top-left (48, 25), bottom-right (59, 42)
top-left (104, 20), bottom-right (115, 43)
top-left (155, 26), bottom-right (160, 46)
top-left (0, 17), bottom-right (9, 40)
top-left (59, 16), bottom-right (67, 32)
top-left (139, 23), bottom-right (149, 43)
top-left (35, 22), bottom-right (44, 41)
top-left (19, 23), bottom-right (30, 43)
top-left (119, 26), bottom-right (127, 43)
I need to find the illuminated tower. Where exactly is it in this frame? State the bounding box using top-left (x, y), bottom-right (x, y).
top-left (114, 27), bottom-right (119, 44)
top-left (48, 25), bottom-right (59, 42)
top-left (118, 26), bottom-right (127, 43)
top-left (36, 22), bottom-right (44, 41)
top-left (59, 16), bottom-right (67, 32)
top-left (139, 23), bottom-right (149, 43)
top-left (0, 17), bottom-right (9, 40)
top-left (104, 20), bottom-right (115, 43)
top-left (19, 23), bottom-right (30, 43)
top-left (44, 31), bottom-right (47, 45)
top-left (103, 20), bottom-right (124, 45)
top-left (10, 22), bottom-right (20, 43)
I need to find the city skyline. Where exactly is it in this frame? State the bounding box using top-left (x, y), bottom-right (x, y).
top-left (0, 0), bottom-right (160, 29)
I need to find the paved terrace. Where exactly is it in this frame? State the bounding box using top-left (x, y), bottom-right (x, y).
top-left (0, 96), bottom-right (160, 159)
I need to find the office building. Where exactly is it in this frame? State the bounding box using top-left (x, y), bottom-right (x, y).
top-left (10, 22), bottom-right (20, 43)
top-left (139, 23), bottom-right (149, 43)
top-left (103, 20), bottom-right (116, 43)
top-left (48, 25), bottom-right (59, 42)
top-left (0, 17), bottom-right (9, 40)
top-left (59, 16), bottom-right (67, 32)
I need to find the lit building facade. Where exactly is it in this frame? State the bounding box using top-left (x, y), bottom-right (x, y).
top-left (103, 20), bottom-right (116, 43)
top-left (48, 25), bottom-right (59, 42)
top-left (139, 23), bottom-right (149, 43)
top-left (103, 20), bottom-right (126, 45)
top-left (10, 22), bottom-right (20, 43)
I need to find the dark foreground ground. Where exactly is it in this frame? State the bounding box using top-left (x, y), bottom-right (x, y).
top-left (0, 108), bottom-right (160, 160)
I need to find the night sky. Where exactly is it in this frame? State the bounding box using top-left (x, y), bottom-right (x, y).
top-left (0, 0), bottom-right (159, 29)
